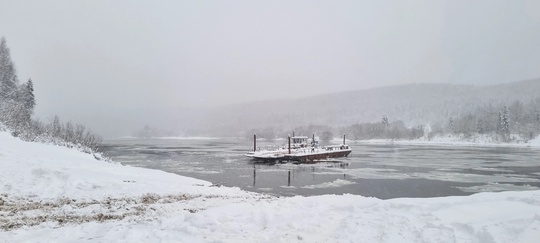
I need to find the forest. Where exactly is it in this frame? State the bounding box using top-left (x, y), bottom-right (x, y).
top-left (240, 99), bottom-right (540, 144)
top-left (190, 81), bottom-right (540, 144)
top-left (0, 37), bottom-right (101, 152)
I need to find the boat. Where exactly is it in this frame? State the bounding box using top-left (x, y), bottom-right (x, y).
top-left (245, 134), bottom-right (352, 163)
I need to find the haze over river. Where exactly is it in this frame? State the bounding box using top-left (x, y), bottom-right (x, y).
top-left (99, 138), bottom-right (540, 199)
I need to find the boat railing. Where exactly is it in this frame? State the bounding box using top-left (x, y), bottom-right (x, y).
top-left (257, 145), bottom-right (285, 152)
top-left (323, 145), bottom-right (350, 151)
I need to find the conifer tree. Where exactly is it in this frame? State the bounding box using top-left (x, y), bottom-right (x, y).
top-left (501, 106), bottom-right (510, 133)
top-left (20, 78), bottom-right (35, 121)
top-left (0, 37), bottom-right (20, 100)
top-left (0, 37), bottom-right (25, 130)
top-left (498, 106), bottom-right (510, 141)
top-left (447, 117), bottom-right (455, 133)
top-left (381, 116), bottom-right (389, 127)
top-left (476, 118), bottom-right (483, 134)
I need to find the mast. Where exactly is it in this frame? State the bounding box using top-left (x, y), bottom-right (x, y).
top-left (253, 134), bottom-right (256, 152)
top-left (288, 135), bottom-right (291, 154)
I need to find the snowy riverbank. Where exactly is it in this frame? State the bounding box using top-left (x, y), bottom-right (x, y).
top-left (346, 134), bottom-right (540, 148)
top-left (2, 131), bottom-right (540, 242)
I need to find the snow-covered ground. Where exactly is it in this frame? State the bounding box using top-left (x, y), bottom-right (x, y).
top-left (2, 131), bottom-right (540, 242)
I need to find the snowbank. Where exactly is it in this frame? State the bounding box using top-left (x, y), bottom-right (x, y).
top-left (530, 136), bottom-right (540, 147)
top-left (0, 131), bottom-right (254, 200)
top-left (352, 134), bottom-right (540, 148)
top-left (2, 131), bottom-right (540, 242)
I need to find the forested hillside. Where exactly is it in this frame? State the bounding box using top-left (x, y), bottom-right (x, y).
top-left (186, 80), bottom-right (540, 141)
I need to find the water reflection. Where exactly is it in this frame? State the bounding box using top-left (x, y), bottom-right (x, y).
top-left (253, 165), bottom-right (256, 187)
top-left (288, 170), bottom-right (291, 187)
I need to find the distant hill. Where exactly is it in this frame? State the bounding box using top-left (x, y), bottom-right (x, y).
top-left (189, 79), bottom-right (540, 136)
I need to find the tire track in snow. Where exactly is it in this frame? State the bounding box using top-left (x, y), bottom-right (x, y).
top-left (0, 193), bottom-right (273, 231)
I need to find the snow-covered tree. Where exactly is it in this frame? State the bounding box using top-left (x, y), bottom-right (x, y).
top-left (12, 78), bottom-right (35, 129)
top-left (64, 121), bottom-right (75, 141)
top-left (0, 37), bottom-right (102, 152)
top-left (447, 117), bottom-right (455, 133)
top-left (75, 123), bottom-right (86, 144)
top-left (0, 37), bottom-right (18, 98)
top-left (49, 115), bottom-right (62, 137)
top-left (0, 37), bottom-right (32, 133)
top-left (476, 118), bottom-right (484, 134)
top-left (381, 116), bottom-right (389, 127)
top-left (22, 78), bottom-right (35, 112)
top-left (498, 106), bottom-right (510, 141)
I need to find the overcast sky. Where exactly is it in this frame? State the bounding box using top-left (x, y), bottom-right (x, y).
top-left (1, 0), bottom-right (540, 135)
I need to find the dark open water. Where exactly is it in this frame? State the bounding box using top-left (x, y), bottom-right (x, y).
top-left (99, 138), bottom-right (540, 199)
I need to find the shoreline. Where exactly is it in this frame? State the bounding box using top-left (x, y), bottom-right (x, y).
top-left (351, 138), bottom-right (540, 148)
top-left (105, 135), bottom-right (540, 149)
top-left (336, 135), bottom-right (540, 148)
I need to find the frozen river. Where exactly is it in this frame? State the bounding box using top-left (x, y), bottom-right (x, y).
top-left (99, 138), bottom-right (540, 199)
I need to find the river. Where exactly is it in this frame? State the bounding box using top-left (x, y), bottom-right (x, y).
top-left (99, 138), bottom-right (540, 199)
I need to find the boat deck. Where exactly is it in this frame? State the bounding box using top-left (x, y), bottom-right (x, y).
top-left (246, 146), bottom-right (352, 163)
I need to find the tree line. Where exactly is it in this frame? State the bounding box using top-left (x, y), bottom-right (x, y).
top-left (340, 119), bottom-right (424, 141)
top-left (244, 99), bottom-right (540, 144)
top-left (430, 100), bottom-right (540, 142)
top-left (332, 99), bottom-right (540, 143)
top-left (0, 37), bottom-right (102, 152)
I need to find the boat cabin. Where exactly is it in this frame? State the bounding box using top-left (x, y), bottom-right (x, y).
top-left (290, 136), bottom-right (309, 148)
top-left (291, 136), bottom-right (308, 144)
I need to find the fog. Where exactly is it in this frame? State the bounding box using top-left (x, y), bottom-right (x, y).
top-left (1, 0), bottom-right (540, 137)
